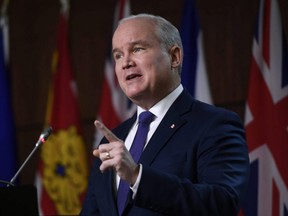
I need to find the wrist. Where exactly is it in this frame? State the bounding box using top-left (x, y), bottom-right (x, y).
top-left (130, 164), bottom-right (140, 186)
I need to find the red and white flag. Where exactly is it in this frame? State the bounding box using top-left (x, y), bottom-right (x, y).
top-left (35, 1), bottom-right (88, 215)
top-left (242, 0), bottom-right (288, 215)
top-left (94, 0), bottom-right (136, 148)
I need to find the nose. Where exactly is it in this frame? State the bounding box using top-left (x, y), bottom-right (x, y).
top-left (122, 56), bottom-right (135, 69)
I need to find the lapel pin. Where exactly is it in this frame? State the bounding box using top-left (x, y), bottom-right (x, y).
top-left (170, 124), bottom-right (175, 129)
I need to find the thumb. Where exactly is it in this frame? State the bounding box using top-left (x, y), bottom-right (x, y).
top-left (93, 148), bottom-right (100, 157)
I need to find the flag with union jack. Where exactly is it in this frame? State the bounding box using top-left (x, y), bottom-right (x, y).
top-left (94, 0), bottom-right (135, 148)
top-left (242, 0), bottom-right (288, 215)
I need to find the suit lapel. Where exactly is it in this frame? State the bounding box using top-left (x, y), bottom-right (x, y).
top-left (111, 90), bottom-right (194, 214)
top-left (140, 90), bottom-right (194, 165)
top-left (113, 113), bottom-right (137, 141)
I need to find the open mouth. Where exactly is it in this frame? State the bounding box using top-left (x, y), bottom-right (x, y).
top-left (126, 74), bottom-right (142, 80)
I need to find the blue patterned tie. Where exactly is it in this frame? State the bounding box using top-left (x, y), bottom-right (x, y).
top-left (117, 111), bottom-right (155, 215)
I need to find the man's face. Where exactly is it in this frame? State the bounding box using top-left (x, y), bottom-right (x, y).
top-left (112, 18), bottom-right (180, 109)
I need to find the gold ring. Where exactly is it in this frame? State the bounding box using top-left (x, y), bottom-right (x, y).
top-left (105, 152), bottom-right (111, 159)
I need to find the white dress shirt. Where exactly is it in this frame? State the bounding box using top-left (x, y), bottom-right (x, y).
top-left (116, 84), bottom-right (184, 197)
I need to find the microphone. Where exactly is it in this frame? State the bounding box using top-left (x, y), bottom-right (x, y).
top-left (7, 126), bottom-right (53, 187)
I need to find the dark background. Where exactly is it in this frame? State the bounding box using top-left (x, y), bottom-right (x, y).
top-left (4, 0), bottom-right (288, 185)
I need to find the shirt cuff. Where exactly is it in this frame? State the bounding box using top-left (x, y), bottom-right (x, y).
top-left (130, 164), bottom-right (142, 199)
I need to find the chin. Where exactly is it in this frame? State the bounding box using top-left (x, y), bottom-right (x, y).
top-left (125, 88), bottom-right (142, 98)
top-left (127, 92), bottom-right (145, 102)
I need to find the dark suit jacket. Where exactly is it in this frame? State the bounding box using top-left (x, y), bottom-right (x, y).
top-left (81, 89), bottom-right (250, 216)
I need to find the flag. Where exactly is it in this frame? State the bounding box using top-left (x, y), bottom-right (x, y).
top-left (242, 0), bottom-right (288, 215)
top-left (0, 0), bottom-right (17, 186)
top-left (35, 2), bottom-right (88, 215)
top-left (94, 0), bottom-right (135, 148)
top-left (180, 0), bottom-right (212, 104)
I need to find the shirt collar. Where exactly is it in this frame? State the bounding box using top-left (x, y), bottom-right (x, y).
top-left (137, 84), bottom-right (183, 119)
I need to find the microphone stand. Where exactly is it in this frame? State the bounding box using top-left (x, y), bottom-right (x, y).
top-left (5, 127), bottom-right (53, 187)
top-left (8, 142), bottom-right (42, 186)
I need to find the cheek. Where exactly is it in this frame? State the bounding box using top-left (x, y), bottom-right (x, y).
top-left (114, 64), bottom-right (123, 81)
top-left (152, 53), bottom-right (171, 71)
top-left (149, 58), bottom-right (171, 78)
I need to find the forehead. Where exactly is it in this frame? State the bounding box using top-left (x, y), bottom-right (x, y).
top-left (112, 18), bottom-right (159, 47)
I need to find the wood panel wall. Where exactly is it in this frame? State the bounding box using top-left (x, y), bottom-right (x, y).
top-left (3, 0), bottom-right (287, 185)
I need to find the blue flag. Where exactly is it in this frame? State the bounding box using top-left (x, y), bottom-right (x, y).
top-left (180, 0), bottom-right (212, 104)
top-left (0, 16), bottom-right (17, 186)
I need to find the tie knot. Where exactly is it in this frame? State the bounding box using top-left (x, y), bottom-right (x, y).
top-left (138, 111), bottom-right (154, 125)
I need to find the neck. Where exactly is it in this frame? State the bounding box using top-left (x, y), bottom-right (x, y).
top-left (132, 83), bottom-right (181, 110)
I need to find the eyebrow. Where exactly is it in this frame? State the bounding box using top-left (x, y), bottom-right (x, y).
top-left (112, 40), bottom-right (151, 54)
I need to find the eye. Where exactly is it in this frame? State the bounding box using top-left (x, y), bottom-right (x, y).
top-left (133, 47), bottom-right (144, 53)
top-left (113, 52), bottom-right (123, 60)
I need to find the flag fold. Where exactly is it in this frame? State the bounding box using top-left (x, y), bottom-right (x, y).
top-left (35, 4), bottom-right (88, 215)
top-left (242, 0), bottom-right (288, 215)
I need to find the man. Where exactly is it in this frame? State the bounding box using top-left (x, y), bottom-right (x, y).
top-left (81, 14), bottom-right (249, 215)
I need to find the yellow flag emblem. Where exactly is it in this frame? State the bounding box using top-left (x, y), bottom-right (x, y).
top-left (41, 126), bottom-right (88, 214)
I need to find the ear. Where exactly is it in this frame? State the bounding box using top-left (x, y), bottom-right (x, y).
top-left (169, 46), bottom-right (182, 68)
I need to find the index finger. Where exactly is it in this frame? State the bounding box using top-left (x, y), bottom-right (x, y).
top-left (94, 120), bottom-right (121, 142)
